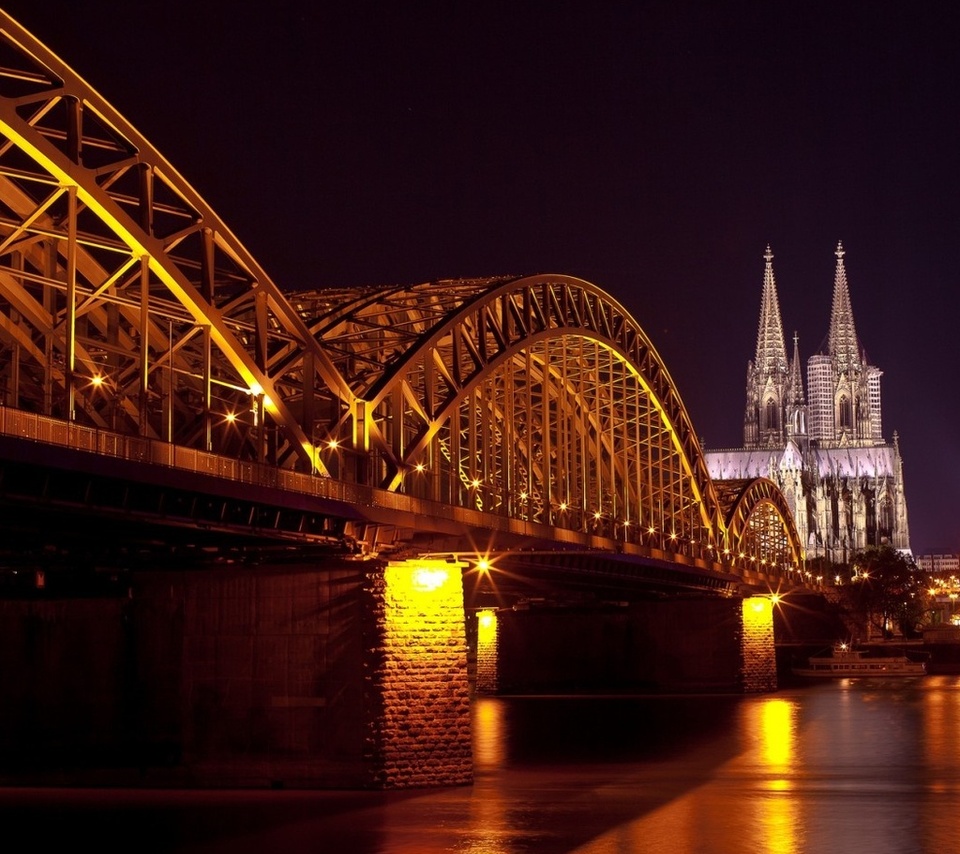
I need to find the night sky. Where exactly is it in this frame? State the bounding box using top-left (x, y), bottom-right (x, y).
top-left (5, 2), bottom-right (959, 553)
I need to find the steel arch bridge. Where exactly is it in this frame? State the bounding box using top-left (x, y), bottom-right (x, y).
top-left (0, 11), bottom-right (805, 584)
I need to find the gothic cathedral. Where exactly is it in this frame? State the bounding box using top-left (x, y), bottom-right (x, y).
top-left (703, 242), bottom-right (911, 565)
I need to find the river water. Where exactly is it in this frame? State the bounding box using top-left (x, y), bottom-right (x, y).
top-left (2, 676), bottom-right (958, 853)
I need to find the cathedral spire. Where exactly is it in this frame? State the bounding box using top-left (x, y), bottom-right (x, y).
top-left (785, 331), bottom-right (807, 444)
top-left (788, 332), bottom-right (804, 406)
top-left (754, 245), bottom-right (788, 376)
top-left (827, 241), bottom-right (861, 372)
top-left (744, 246), bottom-right (790, 448)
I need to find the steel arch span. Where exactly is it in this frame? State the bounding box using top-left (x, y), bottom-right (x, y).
top-left (714, 478), bottom-right (806, 580)
top-left (288, 275), bottom-right (724, 552)
top-left (0, 12), bottom-right (805, 576)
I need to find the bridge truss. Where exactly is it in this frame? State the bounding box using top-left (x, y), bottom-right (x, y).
top-left (0, 11), bottom-right (805, 581)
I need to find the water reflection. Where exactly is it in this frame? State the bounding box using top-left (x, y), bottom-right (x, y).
top-left (473, 694), bottom-right (506, 770)
top-left (3, 680), bottom-right (960, 853)
top-left (753, 698), bottom-right (799, 854)
top-left (573, 680), bottom-right (943, 854)
top-left (465, 696), bottom-right (510, 854)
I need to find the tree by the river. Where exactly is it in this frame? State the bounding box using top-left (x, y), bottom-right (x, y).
top-left (837, 546), bottom-right (925, 639)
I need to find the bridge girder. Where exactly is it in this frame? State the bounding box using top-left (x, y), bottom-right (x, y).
top-left (0, 12), bottom-right (807, 576)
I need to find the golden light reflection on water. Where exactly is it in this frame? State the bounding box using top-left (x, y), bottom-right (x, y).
top-left (473, 697), bottom-right (506, 770)
top-left (571, 695), bottom-right (800, 854)
top-left (365, 681), bottom-right (960, 854)
top-left (464, 698), bottom-right (512, 854)
top-left (749, 697), bottom-right (799, 854)
top-left (758, 698), bottom-right (795, 766)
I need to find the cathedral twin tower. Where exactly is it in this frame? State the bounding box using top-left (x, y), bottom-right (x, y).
top-left (704, 242), bottom-right (910, 564)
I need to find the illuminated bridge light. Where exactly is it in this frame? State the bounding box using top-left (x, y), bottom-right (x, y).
top-left (411, 567), bottom-right (449, 592)
top-left (415, 462), bottom-right (425, 472)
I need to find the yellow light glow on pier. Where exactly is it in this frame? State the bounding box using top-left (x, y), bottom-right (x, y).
top-left (477, 609), bottom-right (495, 636)
top-left (475, 609), bottom-right (499, 694)
top-left (741, 596), bottom-right (777, 693)
top-left (411, 566), bottom-right (450, 592)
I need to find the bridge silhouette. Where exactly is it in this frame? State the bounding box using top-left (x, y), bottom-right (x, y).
top-left (0, 11), bottom-right (825, 789)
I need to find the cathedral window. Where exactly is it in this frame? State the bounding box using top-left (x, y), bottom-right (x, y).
top-left (765, 399), bottom-right (779, 431)
top-left (839, 395), bottom-right (852, 429)
top-left (878, 498), bottom-right (894, 541)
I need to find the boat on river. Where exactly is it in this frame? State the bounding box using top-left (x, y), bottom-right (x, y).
top-left (792, 643), bottom-right (927, 678)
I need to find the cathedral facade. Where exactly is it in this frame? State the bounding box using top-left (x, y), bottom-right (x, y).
top-left (703, 243), bottom-right (911, 565)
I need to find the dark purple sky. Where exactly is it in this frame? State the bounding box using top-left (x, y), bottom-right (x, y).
top-left (7, 2), bottom-right (959, 553)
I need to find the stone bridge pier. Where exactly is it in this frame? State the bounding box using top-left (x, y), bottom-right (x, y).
top-left (0, 556), bottom-right (476, 790)
top-left (0, 557), bottom-right (778, 790)
top-left (474, 595), bottom-right (776, 696)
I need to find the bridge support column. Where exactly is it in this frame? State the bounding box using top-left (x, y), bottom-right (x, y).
top-left (741, 596), bottom-right (777, 692)
top-left (474, 609), bottom-right (499, 694)
top-left (363, 558), bottom-right (472, 788)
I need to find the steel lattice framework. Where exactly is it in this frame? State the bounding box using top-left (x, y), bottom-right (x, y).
top-left (714, 478), bottom-right (805, 578)
top-left (0, 11), bottom-right (804, 574)
top-left (287, 277), bottom-right (723, 550)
